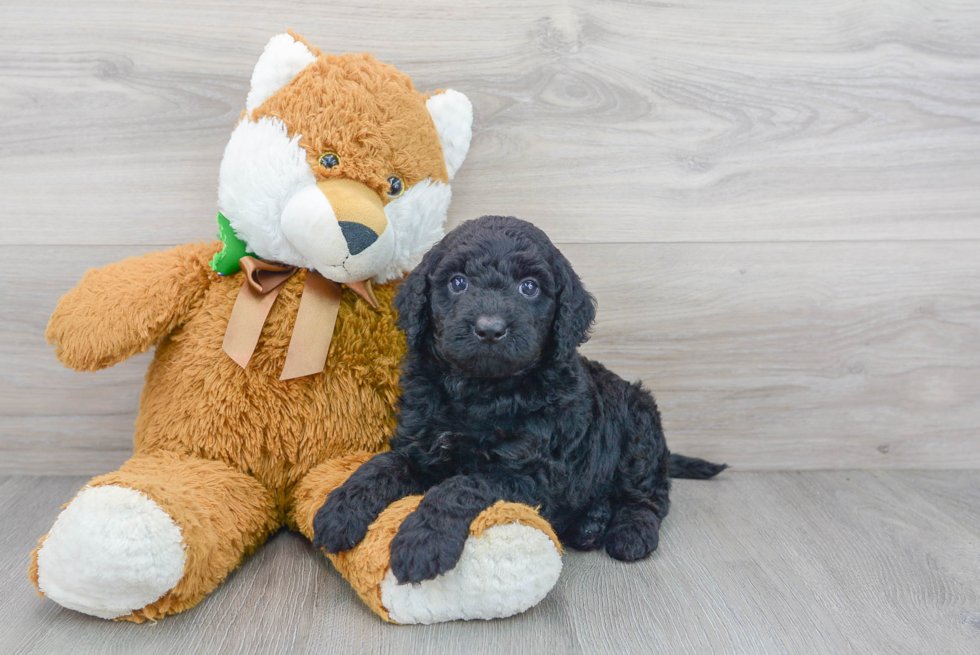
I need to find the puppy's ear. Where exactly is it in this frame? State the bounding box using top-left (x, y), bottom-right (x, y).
top-left (394, 242), bottom-right (441, 353)
top-left (552, 249), bottom-right (597, 360)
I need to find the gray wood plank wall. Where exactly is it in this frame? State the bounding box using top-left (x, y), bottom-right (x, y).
top-left (1, 0), bottom-right (978, 473)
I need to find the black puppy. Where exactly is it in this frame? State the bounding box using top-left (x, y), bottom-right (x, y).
top-left (314, 216), bottom-right (725, 584)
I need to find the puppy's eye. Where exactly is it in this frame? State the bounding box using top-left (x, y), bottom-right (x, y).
top-left (449, 275), bottom-right (468, 293)
top-left (387, 175), bottom-right (404, 198)
top-left (319, 151), bottom-right (340, 169)
top-left (519, 279), bottom-right (539, 297)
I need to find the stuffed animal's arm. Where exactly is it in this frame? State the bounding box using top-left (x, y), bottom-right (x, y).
top-left (46, 242), bottom-right (220, 371)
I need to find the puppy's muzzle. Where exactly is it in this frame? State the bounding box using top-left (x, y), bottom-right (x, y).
top-left (474, 315), bottom-right (508, 344)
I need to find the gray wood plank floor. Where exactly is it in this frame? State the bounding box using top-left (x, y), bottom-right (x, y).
top-left (3, 472), bottom-right (978, 654)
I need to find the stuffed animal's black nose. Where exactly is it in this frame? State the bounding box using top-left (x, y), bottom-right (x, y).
top-left (338, 221), bottom-right (379, 255)
top-left (474, 316), bottom-right (508, 344)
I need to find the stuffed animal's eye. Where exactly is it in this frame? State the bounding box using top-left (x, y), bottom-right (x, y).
top-left (449, 275), bottom-right (467, 293)
top-left (519, 279), bottom-right (539, 297)
top-left (387, 175), bottom-right (404, 198)
top-left (319, 151), bottom-right (340, 168)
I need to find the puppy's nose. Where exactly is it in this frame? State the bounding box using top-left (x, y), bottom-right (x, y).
top-left (474, 316), bottom-right (508, 344)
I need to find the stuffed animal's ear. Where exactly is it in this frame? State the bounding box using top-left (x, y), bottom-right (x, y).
top-left (426, 90), bottom-right (473, 180)
top-left (552, 249), bottom-right (597, 361)
top-left (245, 33), bottom-right (317, 112)
top-left (394, 242), bottom-right (441, 353)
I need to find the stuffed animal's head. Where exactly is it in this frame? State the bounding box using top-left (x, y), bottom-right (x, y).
top-left (216, 31), bottom-right (473, 284)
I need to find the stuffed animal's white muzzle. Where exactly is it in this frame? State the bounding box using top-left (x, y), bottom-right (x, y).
top-left (281, 179), bottom-right (394, 284)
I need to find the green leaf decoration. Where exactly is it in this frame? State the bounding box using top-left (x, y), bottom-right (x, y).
top-left (210, 212), bottom-right (255, 275)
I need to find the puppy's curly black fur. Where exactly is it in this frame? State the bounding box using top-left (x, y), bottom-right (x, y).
top-left (314, 216), bottom-right (725, 584)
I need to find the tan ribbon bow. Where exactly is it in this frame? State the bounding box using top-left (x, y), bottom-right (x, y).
top-left (222, 256), bottom-right (377, 381)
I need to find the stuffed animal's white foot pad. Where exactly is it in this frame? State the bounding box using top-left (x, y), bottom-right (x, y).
top-left (36, 485), bottom-right (185, 619)
top-left (379, 522), bottom-right (562, 624)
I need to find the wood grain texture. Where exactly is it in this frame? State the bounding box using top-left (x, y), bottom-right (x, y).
top-left (1, 0), bottom-right (979, 245)
top-left (1, 0), bottom-right (979, 473)
top-left (2, 472), bottom-right (978, 654)
top-left (573, 240), bottom-right (980, 469)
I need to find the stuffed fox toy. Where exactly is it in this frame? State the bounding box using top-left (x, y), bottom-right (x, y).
top-left (30, 32), bottom-right (562, 625)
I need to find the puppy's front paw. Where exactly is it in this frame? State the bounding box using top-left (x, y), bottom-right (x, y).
top-left (561, 502), bottom-right (612, 551)
top-left (604, 520), bottom-right (660, 561)
top-left (561, 519), bottom-right (606, 551)
top-left (312, 492), bottom-right (372, 553)
top-left (389, 517), bottom-right (467, 584)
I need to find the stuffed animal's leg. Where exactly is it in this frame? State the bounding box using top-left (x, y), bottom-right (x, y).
top-left (290, 454), bottom-right (563, 624)
top-left (29, 452), bottom-right (278, 622)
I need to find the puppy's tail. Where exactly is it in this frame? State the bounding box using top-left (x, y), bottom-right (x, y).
top-left (669, 454), bottom-right (727, 479)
